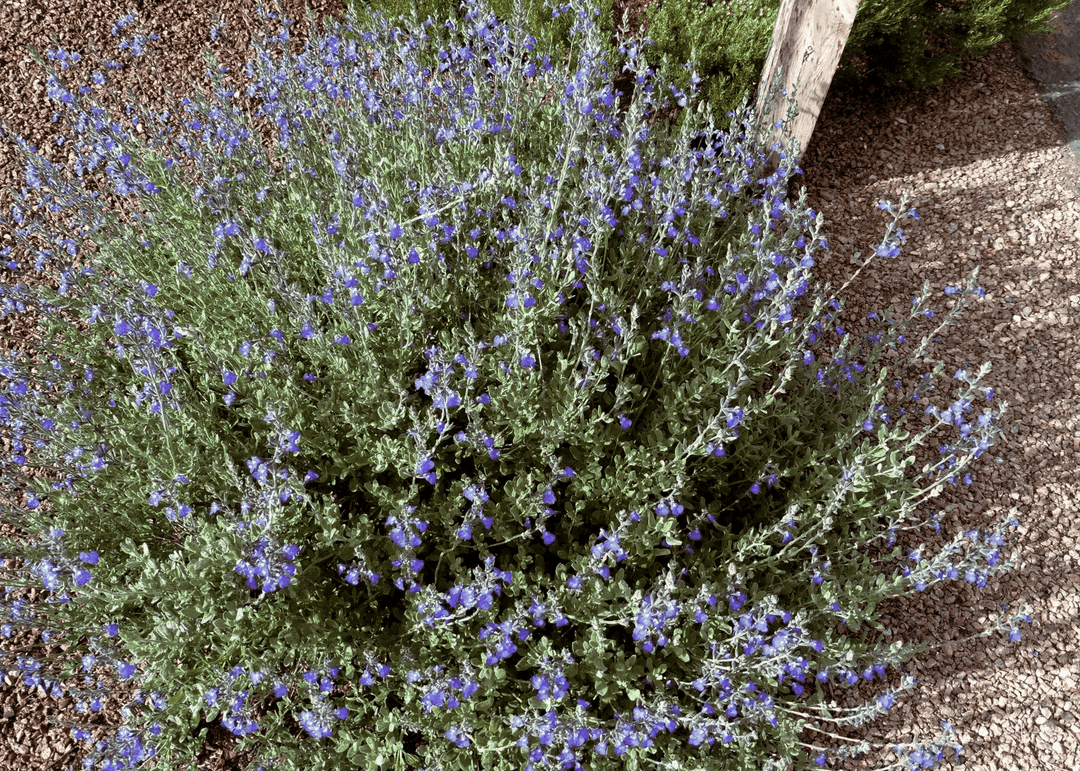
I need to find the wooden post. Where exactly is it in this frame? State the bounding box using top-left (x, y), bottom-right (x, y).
top-left (754, 0), bottom-right (860, 173)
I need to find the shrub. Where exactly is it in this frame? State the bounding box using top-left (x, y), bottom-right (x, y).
top-left (0, 0), bottom-right (1030, 770)
top-left (418, 0), bottom-right (1074, 143)
top-left (633, 0), bottom-right (1075, 137)
top-left (339, 0), bottom-right (619, 75)
top-left (837, 0), bottom-right (1074, 87)
top-left (607, 0), bottom-right (781, 139)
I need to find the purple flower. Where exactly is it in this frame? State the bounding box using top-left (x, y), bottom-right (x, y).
top-left (0, 9), bottom-right (1018, 765)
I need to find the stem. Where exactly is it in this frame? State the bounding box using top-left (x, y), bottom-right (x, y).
top-left (544, 109), bottom-right (586, 271)
top-left (792, 734), bottom-right (952, 771)
top-left (138, 345), bottom-right (179, 478)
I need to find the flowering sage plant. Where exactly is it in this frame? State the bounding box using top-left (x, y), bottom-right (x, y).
top-left (0, 0), bottom-right (1030, 770)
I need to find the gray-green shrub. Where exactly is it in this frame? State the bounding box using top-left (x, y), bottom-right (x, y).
top-left (363, 0), bottom-right (1072, 143)
top-left (0, 1), bottom-right (1030, 770)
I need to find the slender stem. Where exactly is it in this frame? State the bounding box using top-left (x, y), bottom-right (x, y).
top-left (139, 345), bottom-right (179, 478)
top-left (544, 110), bottom-right (586, 270)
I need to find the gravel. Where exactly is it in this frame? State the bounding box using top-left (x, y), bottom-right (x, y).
top-left (791, 35), bottom-right (1080, 771)
top-left (1, 1), bottom-right (1079, 770)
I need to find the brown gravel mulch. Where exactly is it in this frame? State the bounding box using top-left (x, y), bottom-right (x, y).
top-left (1, 0), bottom-right (1080, 770)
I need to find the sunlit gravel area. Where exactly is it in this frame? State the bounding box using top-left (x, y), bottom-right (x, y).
top-left (792, 36), bottom-right (1080, 771)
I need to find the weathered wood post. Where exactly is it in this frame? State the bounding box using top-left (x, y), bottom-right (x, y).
top-left (754, 0), bottom-right (861, 174)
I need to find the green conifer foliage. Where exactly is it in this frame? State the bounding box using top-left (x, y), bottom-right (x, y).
top-left (840, 0), bottom-right (1073, 88)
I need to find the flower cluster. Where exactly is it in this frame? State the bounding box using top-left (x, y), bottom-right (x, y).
top-left (0, 1), bottom-right (1030, 770)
